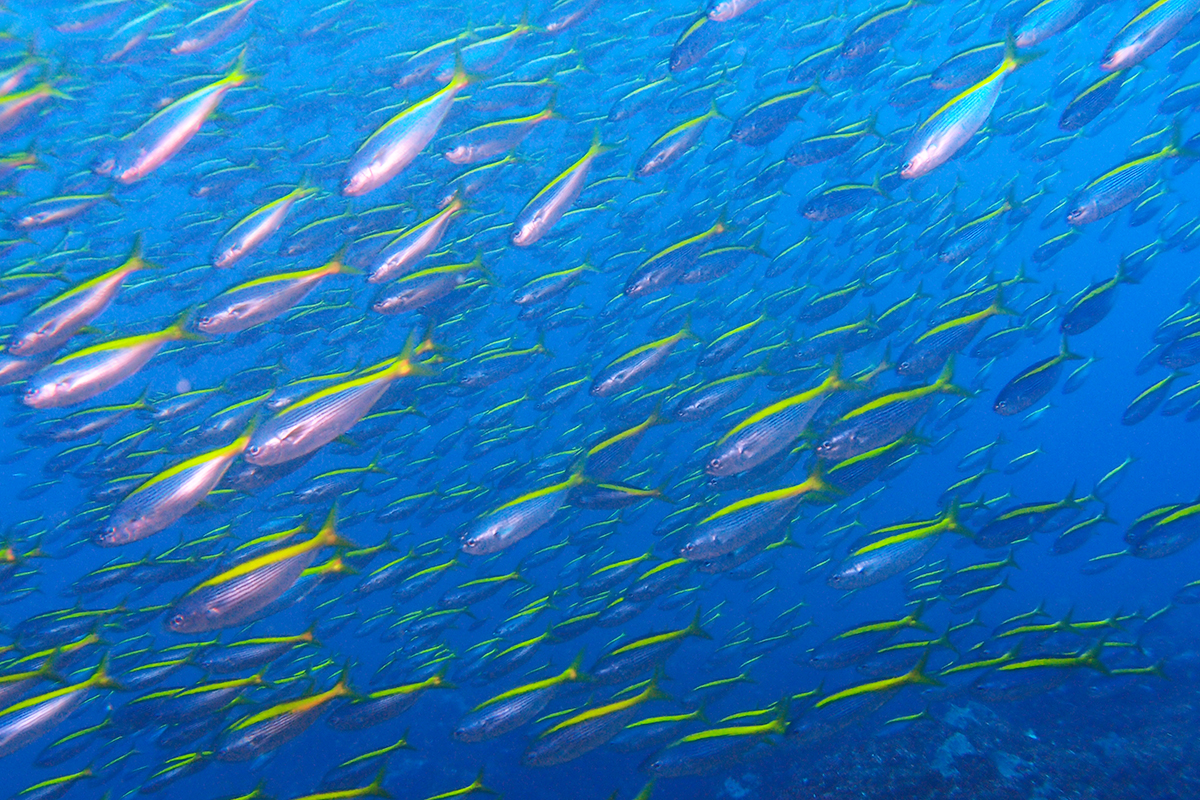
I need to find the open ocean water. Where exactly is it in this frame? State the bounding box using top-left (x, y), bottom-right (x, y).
top-left (1, 0), bottom-right (1200, 799)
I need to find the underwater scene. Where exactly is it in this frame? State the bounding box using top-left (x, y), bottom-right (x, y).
top-left (3, 0), bottom-right (1200, 798)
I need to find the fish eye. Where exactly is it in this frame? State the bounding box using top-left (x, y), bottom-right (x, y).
top-left (169, 614), bottom-right (185, 628)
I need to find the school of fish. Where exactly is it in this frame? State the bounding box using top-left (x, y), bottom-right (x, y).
top-left (1, 0), bottom-right (1200, 798)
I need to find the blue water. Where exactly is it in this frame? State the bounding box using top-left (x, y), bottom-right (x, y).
top-left (2, 0), bottom-right (1200, 798)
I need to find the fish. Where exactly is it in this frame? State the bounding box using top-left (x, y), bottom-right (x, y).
top-left (197, 254), bottom-right (358, 335)
top-left (671, 363), bottom-right (769, 423)
top-left (343, 60), bottom-right (473, 196)
top-left (707, 0), bottom-right (766, 22)
top-left (683, 467), bottom-right (832, 561)
top-left (7, 237), bottom-right (153, 357)
top-left (624, 216), bottom-right (727, 297)
top-left (372, 253), bottom-right (488, 315)
top-left (454, 655), bottom-right (585, 742)
top-left (0, 660), bottom-right (119, 758)
top-left (245, 332), bottom-right (431, 465)
top-left (817, 361), bottom-right (970, 462)
top-left (902, 41), bottom-right (1040, 179)
top-left (609, 707), bottom-right (706, 753)
top-left (828, 504), bottom-right (967, 590)
top-left (461, 472), bottom-right (586, 555)
top-left (705, 361), bottom-right (852, 478)
top-left (898, 293), bottom-right (1013, 378)
top-left (292, 769), bottom-right (388, 800)
top-left (444, 97), bottom-right (557, 165)
top-left (937, 190), bottom-right (1024, 263)
top-left (591, 325), bottom-right (697, 398)
top-left (216, 667), bottom-right (353, 761)
top-left (414, 770), bottom-right (494, 800)
top-left (1015, 0), bottom-right (1093, 47)
top-left (1060, 71), bottom-right (1129, 131)
top-left (23, 313), bottom-right (198, 409)
top-left (171, 0), bottom-right (261, 55)
top-left (522, 678), bottom-right (667, 767)
top-left (103, 53), bottom-right (251, 183)
top-left (1060, 260), bottom-right (1135, 335)
top-left (365, 195), bottom-right (467, 284)
top-left (1067, 127), bottom-right (1197, 225)
top-left (815, 652), bottom-right (939, 711)
top-left (96, 423), bottom-right (255, 546)
top-left (589, 609), bottom-right (711, 684)
top-left (932, 42), bottom-right (1006, 90)
top-left (730, 84), bottom-right (820, 147)
top-left (636, 101), bottom-right (725, 177)
top-left (167, 507), bottom-right (352, 633)
top-left (994, 337), bottom-right (1082, 415)
top-left (512, 261), bottom-right (592, 306)
top-left (975, 486), bottom-right (1085, 548)
top-left (0, 82), bottom-right (67, 137)
top-left (194, 629), bottom-right (317, 674)
top-left (1102, 0), bottom-right (1200, 71)
top-left (643, 702), bottom-right (786, 777)
top-left (213, 184), bottom-right (318, 268)
top-left (579, 410), bottom-right (666, 479)
top-left (511, 132), bottom-right (612, 246)
top-left (670, 16), bottom-right (722, 73)
top-left (543, 0), bottom-right (601, 32)
top-left (786, 115), bottom-right (881, 167)
top-left (801, 178), bottom-right (887, 221)
top-left (11, 192), bottom-right (116, 230)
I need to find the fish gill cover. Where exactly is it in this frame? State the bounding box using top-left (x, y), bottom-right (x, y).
top-left (0, 0), bottom-right (1199, 798)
